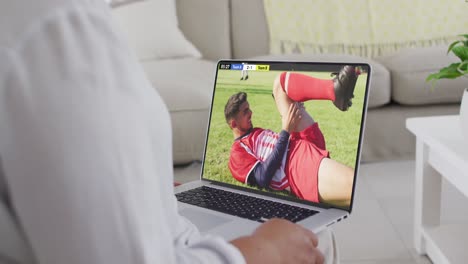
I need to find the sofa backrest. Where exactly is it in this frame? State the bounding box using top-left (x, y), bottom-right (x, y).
top-left (176, 0), bottom-right (232, 61)
top-left (176, 0), bottom-right (270, 60)
top-left (230, 0), bottom-right (270, 59)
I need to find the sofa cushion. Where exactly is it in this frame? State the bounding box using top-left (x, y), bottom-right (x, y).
top-left (111, 0), bottom-right (201, 61)
top-left (250, 54), bottom-right (391, 109)
top-left (375, 46), bottom-right (467, 105)
top-left (141, 59), bottom-right (215, 112)
top-left (141, 59), bottom-right (216, 164)
top-left (361, 103), bottom-right (460, 162)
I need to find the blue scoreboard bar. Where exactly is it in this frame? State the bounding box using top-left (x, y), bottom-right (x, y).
top-left (231, 64), bottom-right (243, 70)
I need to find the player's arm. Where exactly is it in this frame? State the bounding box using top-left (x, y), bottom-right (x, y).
top-left (247, 130), bottom-right (289, 188)
top-left (248, 103), bottom-right (300, 188)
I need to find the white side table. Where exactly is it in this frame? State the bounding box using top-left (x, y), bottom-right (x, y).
top-left (406, 115), bottom-right (468, 264)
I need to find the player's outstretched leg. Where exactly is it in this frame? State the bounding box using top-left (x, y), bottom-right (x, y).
top-left (275, 66), bottom-right (358, 111)
top-left (317, 158), bottom-right (354, 207)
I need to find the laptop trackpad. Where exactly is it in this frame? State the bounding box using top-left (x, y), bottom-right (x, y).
top-left (179, 208), bottom-right (233, 232)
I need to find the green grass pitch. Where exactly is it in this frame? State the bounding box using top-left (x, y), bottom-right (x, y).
top-left (202, 69), bottom-right (368, 192)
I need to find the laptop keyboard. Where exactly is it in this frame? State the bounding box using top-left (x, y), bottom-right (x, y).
top-left (176, 186), bottom-right (318, 223)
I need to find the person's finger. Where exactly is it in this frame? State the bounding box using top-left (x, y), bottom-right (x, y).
top-left (293, 104), bottom-right (300, 118)
top-left (293, 103), bottom-right (300, 115)
top-left (296, 109), bottom-right (301, 119)
top-left (289, 103), bottom-right (295, 115)
top-left (286, 105), bottom-right (293, 121)
top-left (302, 228), bottom-right (319, 247)
top-left (312, 247), bottom-right (325, 264)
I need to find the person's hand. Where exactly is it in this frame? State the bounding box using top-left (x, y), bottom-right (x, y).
top-left (253, 219), bottom-right (324, 264)
top-left (231, 218), bottom-right (324, 264)
top-left (282, 102), bottom-right (301, 132)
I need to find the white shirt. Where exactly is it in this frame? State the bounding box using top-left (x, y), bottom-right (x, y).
top-left (0, 0), bottom-right (245, 263)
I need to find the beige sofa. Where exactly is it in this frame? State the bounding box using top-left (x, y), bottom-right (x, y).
top-left (109, 0), bottom-right (466, 165)
top-left (174, 0), bottom-right (466, 163)
top-left (1, 1), bottom-right (466, 262)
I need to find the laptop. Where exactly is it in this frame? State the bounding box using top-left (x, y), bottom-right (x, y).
top-left (175, 60), bottom-right (371, 240)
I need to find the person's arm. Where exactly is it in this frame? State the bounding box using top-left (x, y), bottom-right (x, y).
top-left (105, 0), bottom-right (145, 8)
top-left (248, 102), bottom-right (301, 188)
top-left (248, 130), bottom-right (289, 188)
top-left (172, 214), bottom-right (245, 263)
top-left (0, 3), bottom-right (244, 263)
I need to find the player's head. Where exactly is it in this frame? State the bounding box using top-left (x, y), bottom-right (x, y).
top-left (224, 92), bottom-right (252, 133)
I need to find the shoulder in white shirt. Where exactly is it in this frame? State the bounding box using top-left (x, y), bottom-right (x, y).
top-left (0, 1), bottom-right (244, 263)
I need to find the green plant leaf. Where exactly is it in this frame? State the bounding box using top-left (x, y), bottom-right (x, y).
top-left (426, 63), bottom-right (464, 81)
top-left (459, 34), bottom-right (468, 45)
top-left (447, 40), bottom-right (462, 54)
top-left (457, 61), bottom-right (468, 75)
top-left (426, 34), bottom-right (468, 88)
top-left (452, 46), bottom-right (468, 61)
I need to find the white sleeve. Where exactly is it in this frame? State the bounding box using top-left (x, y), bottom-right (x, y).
top-left (105, 0), bottom-right (146, 8)
top-left (0, 2), bottom-right (244, 264)
top-left (172, 215), bottom-right (245, 263)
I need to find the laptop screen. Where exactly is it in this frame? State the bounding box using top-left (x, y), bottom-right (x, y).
top-left (202, 60), bottom-right (371, 212)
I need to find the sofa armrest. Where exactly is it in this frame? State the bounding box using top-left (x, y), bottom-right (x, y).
top-left (176, 0), bottom-right (231, 61)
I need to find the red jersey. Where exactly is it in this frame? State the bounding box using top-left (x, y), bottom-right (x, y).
top-left (228, 128), bottom-right (289, 190)
top-left (228, 123), bottom-right (329, 203)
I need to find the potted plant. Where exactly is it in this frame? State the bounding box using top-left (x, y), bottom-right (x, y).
top-left (427, 34), bottom-right (468, 139)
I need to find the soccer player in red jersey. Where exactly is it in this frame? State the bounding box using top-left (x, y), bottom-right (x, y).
top-left (226, 66), bottom-right (358, 207)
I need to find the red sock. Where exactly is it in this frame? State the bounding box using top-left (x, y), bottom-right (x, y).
top-left (280, 72), bottom-right (335, 102)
